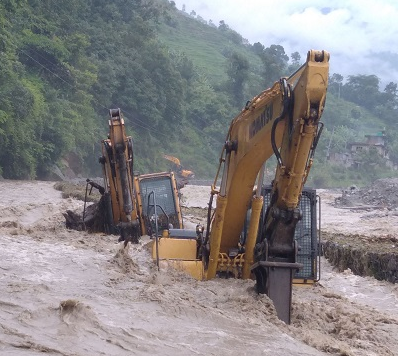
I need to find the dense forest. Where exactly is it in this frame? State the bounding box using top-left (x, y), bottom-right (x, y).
top-left (1, 0), bottom-right (398, 187)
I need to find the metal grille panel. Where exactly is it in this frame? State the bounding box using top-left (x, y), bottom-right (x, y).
top-left (261, 187), bottom-right (318, 280)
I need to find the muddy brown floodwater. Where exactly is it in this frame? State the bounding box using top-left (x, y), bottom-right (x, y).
top-left (0, 180), bottom-right (397, 356)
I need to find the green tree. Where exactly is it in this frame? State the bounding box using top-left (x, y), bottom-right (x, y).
top-left (342, 74), bottom-right (381, 110)
top-left (354, 146), bottom-right (387, 180)
top-left (226, 51), bottom-right (250, 105)
top-left (380, 82), bottom-right (398, 109)
top-left (251, 42), bottom-right (264, 56)
top-left (329, 73), bottom-right (344, 98)
top-left (218, 20), bottom-right (229, 31)
top-left (287, 51), bottom-right (301, 72)
top-left (261, 44), bottom-right (288, 85)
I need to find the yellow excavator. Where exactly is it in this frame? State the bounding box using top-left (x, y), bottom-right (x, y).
top-left (98, 108), bottom-right (141, 244)
top-left (163, 154), bottom-right (194, 187)
top-left (152, 49), bottom-right (330, 324)
top-left (78, 109), bottom-right (185, 244)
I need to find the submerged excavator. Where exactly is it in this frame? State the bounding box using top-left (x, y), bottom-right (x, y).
top-left (98, 108), bottom-right (141, 245)
top-left (64, 109), bottom-right (185, 245)
top-left (99, 109), bottom-right (185, 243)
top-left (151, 49), bottom-right (330, 324)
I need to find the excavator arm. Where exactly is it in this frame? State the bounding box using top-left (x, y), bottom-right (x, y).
top-left (205, 50), bottom-right (329, 323)
top-left (99, 109), bottom-right (141, 245)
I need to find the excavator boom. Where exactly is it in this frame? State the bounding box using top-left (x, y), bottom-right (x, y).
top-left (99, 109), bottom-right (140, 244)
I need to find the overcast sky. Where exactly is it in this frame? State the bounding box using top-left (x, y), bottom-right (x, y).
top-left (172, 0), bottom-right (398, 87)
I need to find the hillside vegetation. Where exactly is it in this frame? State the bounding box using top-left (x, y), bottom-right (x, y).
top-left (1, 0), bottom-right (398, 187)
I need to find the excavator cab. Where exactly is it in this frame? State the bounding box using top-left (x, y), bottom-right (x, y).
top-left (136, 172), bottom-right (204, 279)
top-left (133, 171), bottom-right (183, 236)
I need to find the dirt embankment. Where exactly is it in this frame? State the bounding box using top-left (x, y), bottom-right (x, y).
top-left (322, 234), bottom-right (398, 283)
top-left (320, 179), bottom-right (398, 284)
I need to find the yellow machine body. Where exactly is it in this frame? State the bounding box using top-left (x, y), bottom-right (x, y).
top-left (152, 50), bottom-right (329, 324)
top-left (151, 235), bottom-right (204, 280)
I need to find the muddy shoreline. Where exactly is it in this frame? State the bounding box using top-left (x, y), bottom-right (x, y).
top-left (322, 233), bottom-right (398, 283)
